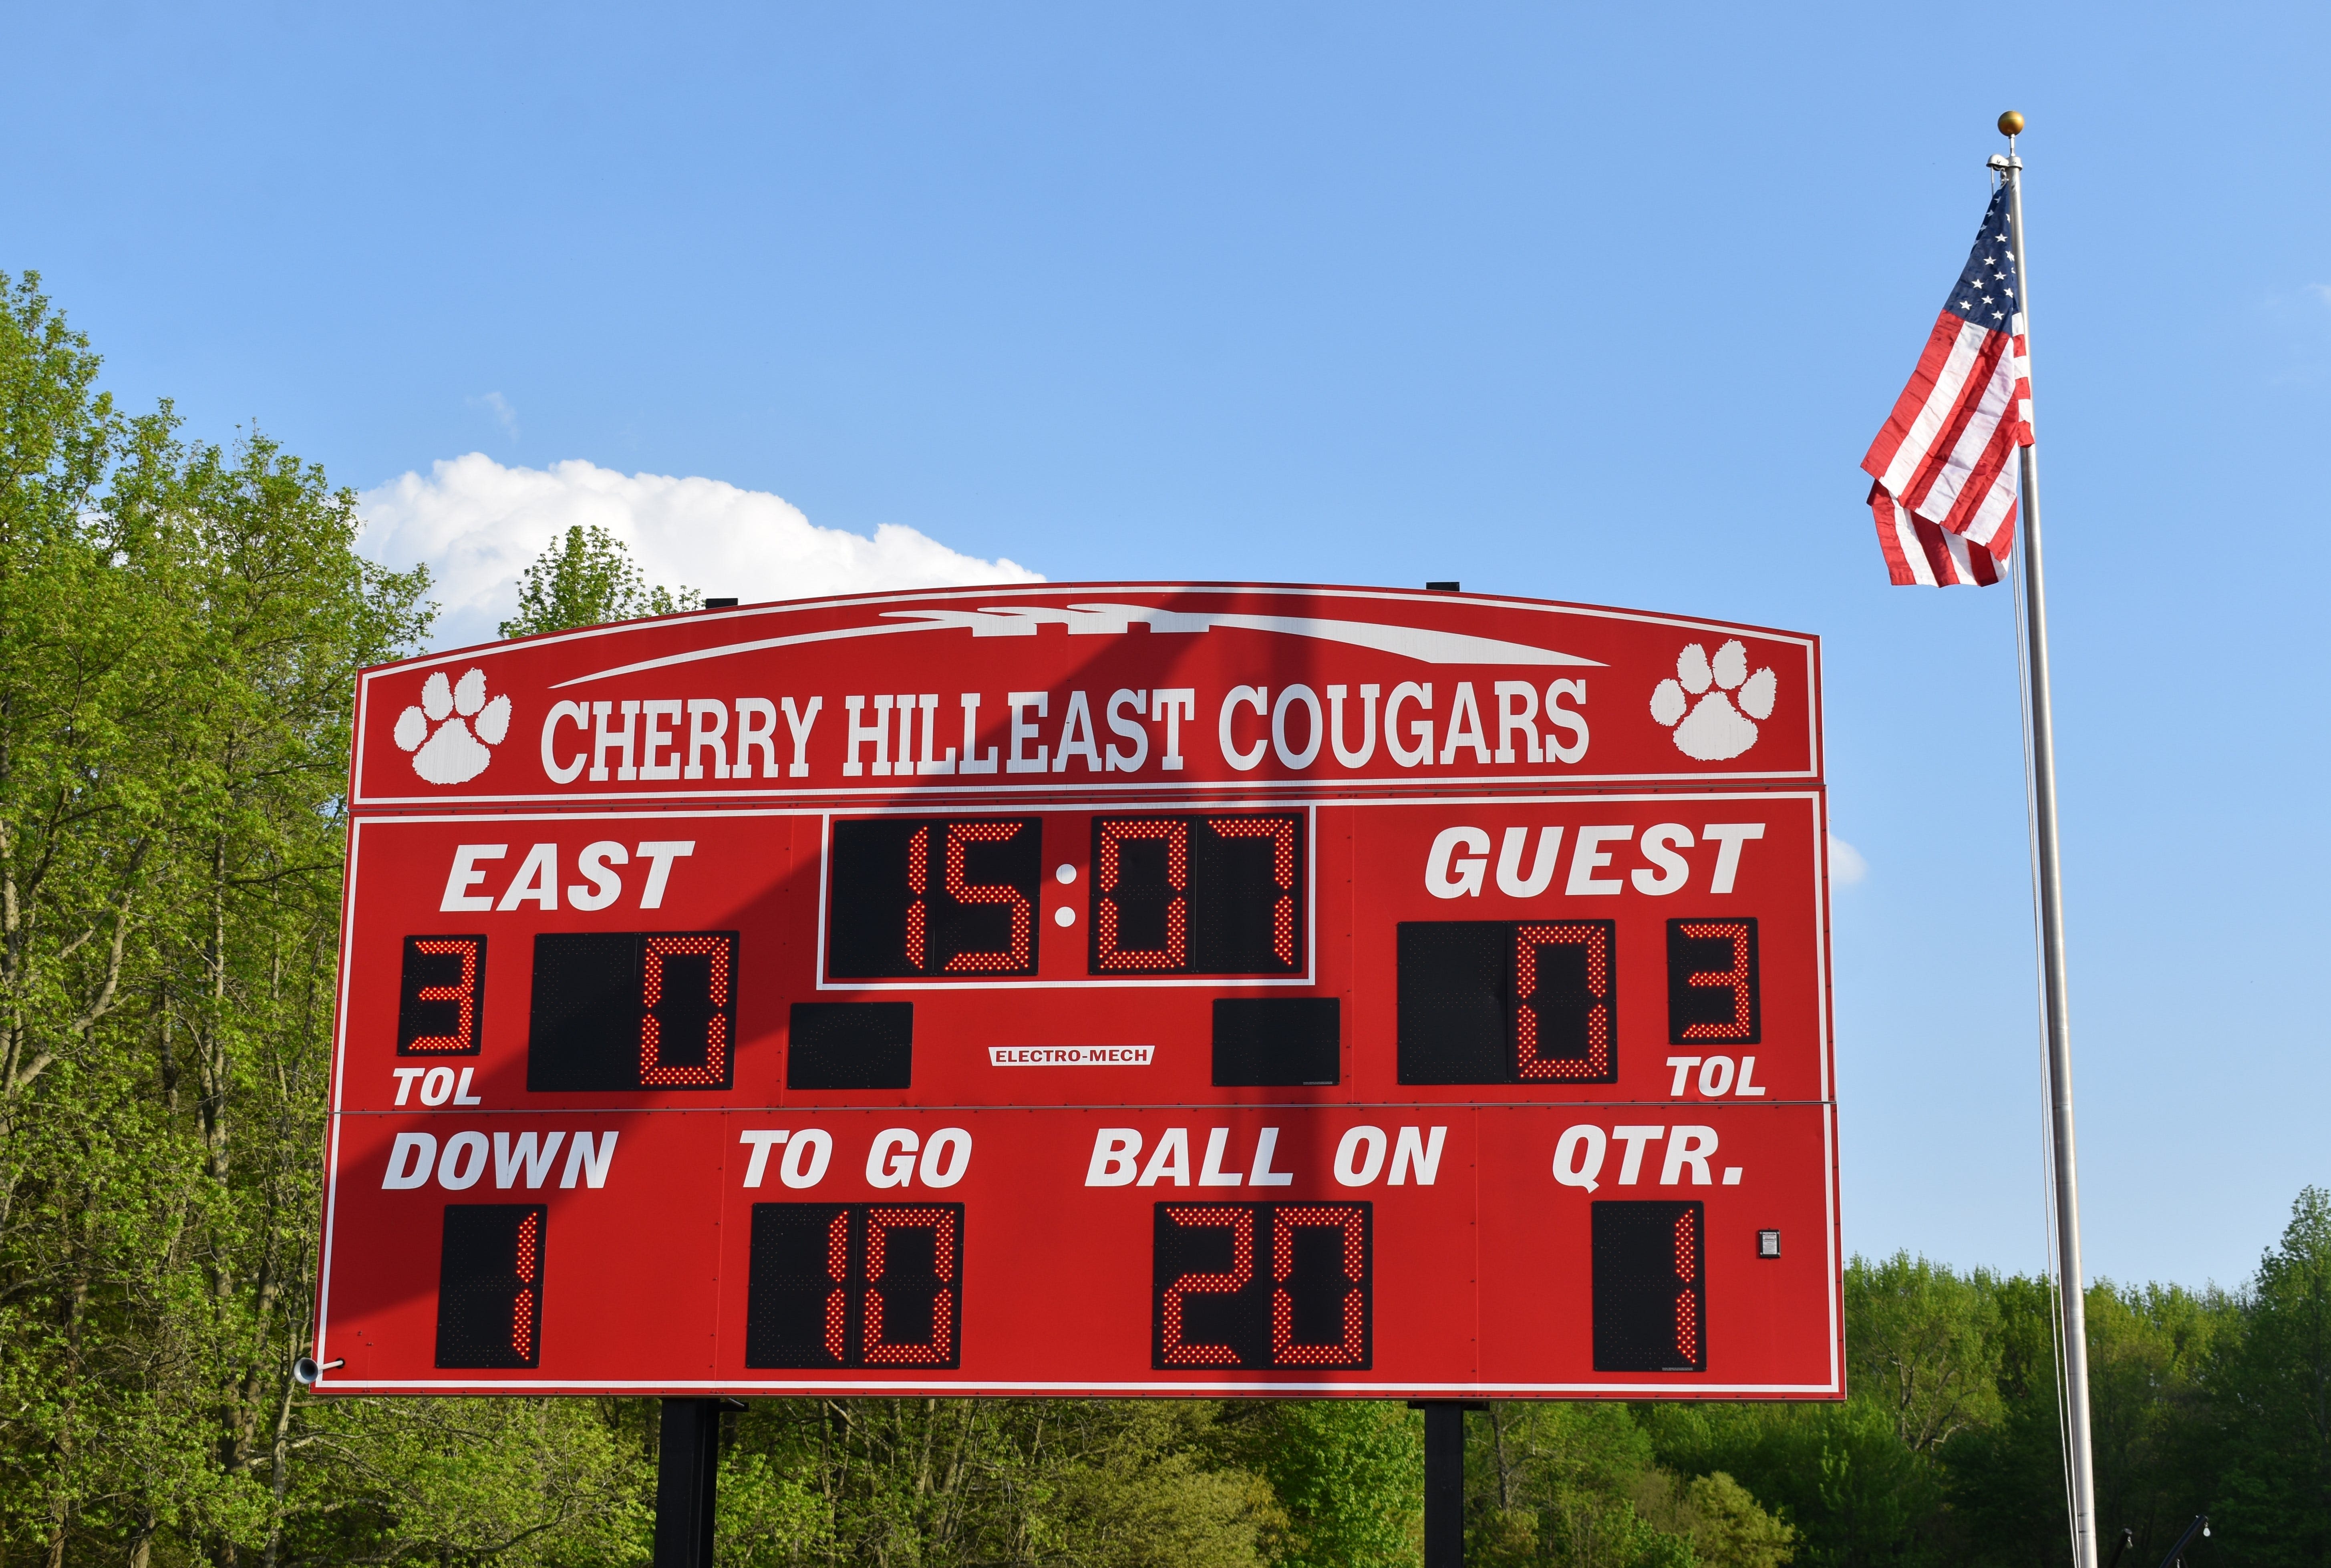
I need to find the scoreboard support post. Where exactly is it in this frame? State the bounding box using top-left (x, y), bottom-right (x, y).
top-left (1412, 1399), bottom-right (1488, 1566)
top-left (653, 1397), bottom-right (727, 1568)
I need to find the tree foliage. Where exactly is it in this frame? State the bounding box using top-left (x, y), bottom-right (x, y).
top-left (0, 270), bottom-right (433, 1564)
top-left (497, 524), bottom-right (696, 639)
top-left (2208, 1188), bottom-right (2331, 1565)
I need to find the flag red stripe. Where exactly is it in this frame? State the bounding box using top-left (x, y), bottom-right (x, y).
top-left (1862, 312), bottom-right (1981, 487)
top-left (1868, 484), bottom-right (1932, 586)
top-left (1894, 328), bottom-right (2010, 517)
top-left (1868, 482), bottom-right (2004, 587)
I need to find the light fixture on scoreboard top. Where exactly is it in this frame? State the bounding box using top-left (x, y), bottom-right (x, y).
top-left (351, 583), bottom-right (1821, 805)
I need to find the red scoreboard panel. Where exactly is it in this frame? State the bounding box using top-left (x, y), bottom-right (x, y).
top-left (312, 584), bottom-right (1842, 1399)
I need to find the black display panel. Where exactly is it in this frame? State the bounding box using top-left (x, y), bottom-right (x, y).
top-left (1667, 918), bottom-right (1761, 1045)
top-left (787, 1002), bottom-right (914, 1090)
top-left (1591, 1200), bottom-right (1705, 1373)
top-left (397, 935), bottom-right (485, 1056)
top-left (1395, 920), bottom-right (1618, 1085)
top-left (526, 931), bottom-right (739, 1091)
top-left (826, 818), bottom-right (1042, 978)
top-left (435, 1204), bottom-right (546, 1369)
top-left (1212, 997), bottom-right (1339, 1086)
top-left (745, 1202), bottom-right (963, 1368)
top-left (1089, 812), bottom-right (1305, 975)
top-left (1151, 1202), bottom-right (1371, 1370)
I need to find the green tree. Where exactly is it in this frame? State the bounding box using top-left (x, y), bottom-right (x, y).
top-left (1648, 1398), bottom-right (1942, 1568)
top-left (499, 524), bottom-right (697, 637)
top-left (1232, 1401), bottom-right (1422, 1568)
top-left (2083, 1281), bottom-right (2222, 1561)
top-left (711, 1397), bottom-right (1281, 1568)
top-left (1629, 1471), bottom-right (1796, 1568)
top-left (2208, 1187), bottom-right (2331, 1565)
top-left (0, 271), bottom-right (441, 1564)
top-left (1679, 1472), bottom-right (1799, 1568)
top-left (1468, 1402), bottom-right (1703, 1568)
top-left (278, 1398), bottom-right (650, 1565)
top-left (1847, 1253), bottom-right (2003, 1454)
top-left (1934, 1273), bottom-right (2067, 1565)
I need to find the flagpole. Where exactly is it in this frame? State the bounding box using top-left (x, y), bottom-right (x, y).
top-left (1995, 111), bottom-right (2100, 1568)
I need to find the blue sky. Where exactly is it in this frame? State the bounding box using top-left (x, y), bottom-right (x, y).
top-left (7, 2), bottom-right (2326, 1291)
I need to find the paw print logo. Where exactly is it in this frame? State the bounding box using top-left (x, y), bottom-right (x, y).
top-left (1650, 640), bottom-right (1777, 762)
top-left (393, 668), bottom-right (511, 785)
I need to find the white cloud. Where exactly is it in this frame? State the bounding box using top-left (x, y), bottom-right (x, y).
top-left (467, 392), bottom-right (519, 439)
top-left (1828, 834), bottom-right (1869, 886)
top-left (357, 454), bottom-right (1044, 650)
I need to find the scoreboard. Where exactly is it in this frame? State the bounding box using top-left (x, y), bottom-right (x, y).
top-left (310, 583), bottom-right (1842, 1398)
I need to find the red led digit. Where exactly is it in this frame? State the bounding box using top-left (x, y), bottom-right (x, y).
top-left (1159, 1206), bottom-right (1255, 1366)
top-left (1514, 921), bottom-right (1613, 1080)
top-left (824, 1210), bottom-right (849, 1363)
top-left (511, 1211), bottom-right (542, 1359)
top-left (1268, 1204), bottom-right (1369, 1367)
top-left (1097, 818), bottom-right (1189, 970)
top-left (748, 1202), bottom-right (962, 1370)
top-left (1677, 920), bottom-right (1754, 1041)
top-left (905, 826), bottom-right (929, 971)
top-left (638, 935), bottom-right (733, 1086)
top-left (1208, 815), bottom-right (1295, 887)
top-left (942, 823), bottom-right (1033, 972)
top-left (438, 1204), bottom-right (546, 1369)
top-left (1675, 1289), bottom-right (1701, 1365)
top-left (861, 1206), bottom-right (960, 1366)
top-left (1208, 816), bottom-right (1297, 965)
top-left (402, 937), bottom-right (483, 1053)
top-left (1673, 1209), bottom-right (1702, 1366)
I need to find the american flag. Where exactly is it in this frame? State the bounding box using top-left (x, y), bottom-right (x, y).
top-left (1862, 183), bottom-right (2033, 586)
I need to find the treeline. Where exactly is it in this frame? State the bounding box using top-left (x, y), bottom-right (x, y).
top-left (4, 273), bottom-right (2329, 1566)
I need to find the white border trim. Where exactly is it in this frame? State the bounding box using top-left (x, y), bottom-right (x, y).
top-left (315, 1377), bottom-right (1841, 1395)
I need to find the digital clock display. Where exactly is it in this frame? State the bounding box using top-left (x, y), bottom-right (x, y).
top-left (827, 818), bottom-right (1045, 977)
top-left (823, 810), bottom-right (1309, 981)
top-left (1091, 812), bottom-right (1304, 975)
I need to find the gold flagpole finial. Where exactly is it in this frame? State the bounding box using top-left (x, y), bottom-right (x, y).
top-left (1998, 110), bottom-right (2025, 136)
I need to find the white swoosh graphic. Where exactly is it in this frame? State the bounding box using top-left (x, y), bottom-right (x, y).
top-left (549, 602), bottom-right (1599, 688)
